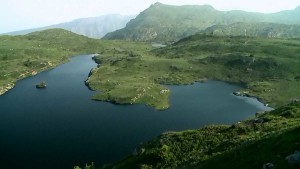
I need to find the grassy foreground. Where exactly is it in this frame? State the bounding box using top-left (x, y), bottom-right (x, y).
top-left (102, 101), bottom-right (300, 169)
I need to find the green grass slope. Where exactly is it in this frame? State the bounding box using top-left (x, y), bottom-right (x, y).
top-left (85, 42), bottom-right (172, 110)
top-left (103, 3), bottom-right (221, 42)
top-left (201, 22), bottom-right (300, 38)
top-left (103, 101), bottom-right (300, 169)
top-left (103, 3), bottom-right (300, 42)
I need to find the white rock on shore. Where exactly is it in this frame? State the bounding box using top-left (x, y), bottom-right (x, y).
top-left (0, 83), bottom-right (15, 95)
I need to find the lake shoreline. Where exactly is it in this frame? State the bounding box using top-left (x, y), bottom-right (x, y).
top-left (0, 54), bottom-right (98, 96)
top-left (0, 61), bottom-right (65, 96)
top-left (0, 53), bottom-right (271, 113)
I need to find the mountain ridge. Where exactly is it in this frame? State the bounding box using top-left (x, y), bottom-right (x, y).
top-left (200, 22), bottom-right (300, 38)
top-left (103, 3), bottom-right (300, 42)
top-left (3, 14), bottom-right (136, 38)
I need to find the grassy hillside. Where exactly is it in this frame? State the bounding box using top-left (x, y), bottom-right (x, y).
top-left (154, 35), bottom-right (300, 107)
top-left (104, 101), bottom-right (300, 169)
top-left (103, 3), bottom-right (221, 42)
top-left (85, 42), bottom-right (172, 110)
top-left (201, 22), bottom-right (300, 38)
top-left (103, 3), bottom-right (300, 42)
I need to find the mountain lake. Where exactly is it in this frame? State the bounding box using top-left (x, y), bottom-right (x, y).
top-left (0, 55), bottom-right (272, 169)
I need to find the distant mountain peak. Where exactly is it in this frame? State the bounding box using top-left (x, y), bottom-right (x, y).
top-left (150, 2), bottom-right (168, 8)
top-left (150, 2), bottom-right (164, 7)
top-left (154, 2), bottom-right (162, 5)
top-left (103, 3), bottom-right (300, 42)
top-left (151, 2), bottom-right (214, 9)
top-left (3, 14), bottom-right (136, 38)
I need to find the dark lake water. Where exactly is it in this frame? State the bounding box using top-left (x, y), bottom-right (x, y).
top-left (0, 55), bottom-right (272, 169)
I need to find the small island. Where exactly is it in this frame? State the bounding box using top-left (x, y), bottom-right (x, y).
top-left (36, 81), bottom-right (47, 89)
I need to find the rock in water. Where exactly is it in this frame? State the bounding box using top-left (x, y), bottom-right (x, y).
top-left (36, 81), bottom-right (47, 89)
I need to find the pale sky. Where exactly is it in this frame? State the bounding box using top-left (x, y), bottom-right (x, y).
top-left (1, 0), bottom-right (299, 33)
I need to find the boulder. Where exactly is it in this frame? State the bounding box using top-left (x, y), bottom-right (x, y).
top-left (263, 163), bottom-right (274, 169)
top-left (36, 81), bottom-right (47, 89)
top-left (286, 150), bottom-right (300, 164)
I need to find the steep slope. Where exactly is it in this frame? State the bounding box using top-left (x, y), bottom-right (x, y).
top-left (103, 3), bottom-right (300, 42)
top-left (3, 14), bottom-right (135, 38)
top-left (201, 22), bottom-right (300, 38)
top-left (103, 3), bottom-right (223, 42)
top-left (104, 101), bottom-right (300, 169)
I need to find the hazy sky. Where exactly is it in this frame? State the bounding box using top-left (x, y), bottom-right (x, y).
top-left (1, 0), bottom-right (299, 33)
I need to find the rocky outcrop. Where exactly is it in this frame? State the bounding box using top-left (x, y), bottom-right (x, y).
top-left (233, 91), bottom-right (252, 97)
top-left (0, 83), bottom-right (15, 95)
top-left (36, 81), bottom-right (47, 89)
